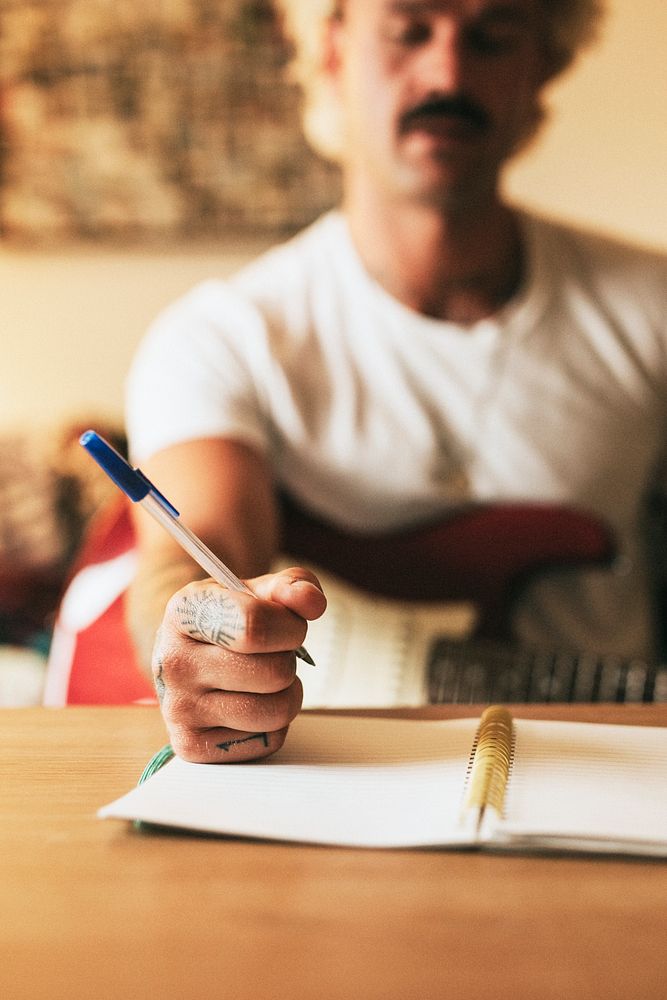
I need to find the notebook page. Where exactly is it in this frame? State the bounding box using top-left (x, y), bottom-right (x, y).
top-left (497, 719), bottom-right (667, 854)
top-left (99, 715), bottom-right (479, 848)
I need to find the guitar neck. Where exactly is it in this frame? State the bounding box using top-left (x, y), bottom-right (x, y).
top-left (428, 637), bottom-right (667, 705)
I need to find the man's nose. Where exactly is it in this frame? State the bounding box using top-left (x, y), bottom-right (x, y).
top-left (415, 22), bottom-right (466, 92)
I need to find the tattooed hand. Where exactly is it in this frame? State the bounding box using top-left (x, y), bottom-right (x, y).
top-left (151, 567), bottom-right (326, 763)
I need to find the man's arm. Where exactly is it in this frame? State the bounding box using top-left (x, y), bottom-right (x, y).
top-left (126, 437), bottom-right (326, 762)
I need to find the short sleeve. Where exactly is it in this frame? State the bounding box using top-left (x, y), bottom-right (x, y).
top-left (125, 280), bottom-right (272, 463)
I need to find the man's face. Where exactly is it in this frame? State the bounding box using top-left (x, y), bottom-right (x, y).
top-left (328, 0), bottom-right (553, 208)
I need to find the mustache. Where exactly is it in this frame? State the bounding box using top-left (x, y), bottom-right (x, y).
top-left (399, 94), bottom-right (490, 133)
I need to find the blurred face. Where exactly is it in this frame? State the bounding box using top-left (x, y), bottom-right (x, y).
top-left (328, 0), bottom-right (552, 208)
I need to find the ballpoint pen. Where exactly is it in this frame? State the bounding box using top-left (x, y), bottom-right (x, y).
top-left (80, 430), bottom-right (315, 665)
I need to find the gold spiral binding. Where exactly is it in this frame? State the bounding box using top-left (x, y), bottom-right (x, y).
top-left (463, 706), bottom-right (514, 830)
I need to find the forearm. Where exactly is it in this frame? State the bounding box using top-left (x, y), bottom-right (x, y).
top-left (126, 549), bottom-right (202, 677)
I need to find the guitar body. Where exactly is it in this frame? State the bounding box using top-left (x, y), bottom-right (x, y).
top-left (279, 494), bottom-right (616, 641)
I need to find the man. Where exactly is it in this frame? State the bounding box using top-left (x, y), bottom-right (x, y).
top-left (125, 0), bottom-right (667, 761)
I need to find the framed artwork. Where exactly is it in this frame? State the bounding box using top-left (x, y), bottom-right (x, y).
top-left (0, 0), bottom-right (340, 242)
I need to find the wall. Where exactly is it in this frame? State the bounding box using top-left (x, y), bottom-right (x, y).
top-left (1, 239), bottom-right (270, 431)
top-left (1, 0), bottom-right (666, 432)
top-left (503, 0), bottom-right (667, 247)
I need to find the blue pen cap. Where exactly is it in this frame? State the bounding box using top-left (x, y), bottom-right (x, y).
top-left (80, 430), bottom-right (180, 516)
top-left (79, 430), bottom-right (151, 502)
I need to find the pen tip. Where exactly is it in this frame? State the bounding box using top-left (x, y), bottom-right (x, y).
top-left (296, 646), bottom-right (316, 666)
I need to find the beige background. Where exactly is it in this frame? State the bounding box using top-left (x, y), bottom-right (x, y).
top-left (2, 0), bottom-right (666, 433)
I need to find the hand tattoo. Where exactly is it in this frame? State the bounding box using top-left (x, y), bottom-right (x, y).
top-left (217, 733), bottom-right (269, 752)
top-left (154, 658), bottom-right (166, 704)
top-left (177, 588), bottom-right (244, 647)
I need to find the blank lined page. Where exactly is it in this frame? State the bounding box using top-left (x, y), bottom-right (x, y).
top-left (99, 715), bottom-right (479, 848)
top-left (500, 719), bottom-right (667, 852)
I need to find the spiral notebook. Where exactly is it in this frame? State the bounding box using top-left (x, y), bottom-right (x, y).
top-left (99, 707), bottom-right (667, 856)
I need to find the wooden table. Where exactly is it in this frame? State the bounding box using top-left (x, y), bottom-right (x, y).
top-left (2, 705), bottom-right (666, 1000)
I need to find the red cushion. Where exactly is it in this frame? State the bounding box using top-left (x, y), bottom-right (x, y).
top-left (43, 498), bottom-right (154, 706)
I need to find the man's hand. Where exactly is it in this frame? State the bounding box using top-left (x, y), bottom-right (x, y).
top-left (151, 567), bottom-right (327, 763)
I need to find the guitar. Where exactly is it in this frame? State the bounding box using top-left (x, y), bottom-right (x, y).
top-left (280, 494), bottom-right (665, 705)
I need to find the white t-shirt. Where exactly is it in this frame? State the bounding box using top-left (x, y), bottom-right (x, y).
top-left (126, 210), bottom-right (667, 662)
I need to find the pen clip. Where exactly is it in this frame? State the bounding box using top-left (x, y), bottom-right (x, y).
top-left (134, 469), bottom-right (180, 519)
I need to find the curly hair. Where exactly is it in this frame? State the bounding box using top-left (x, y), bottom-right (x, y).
top-left (274, 0), bottom-right (605, 159)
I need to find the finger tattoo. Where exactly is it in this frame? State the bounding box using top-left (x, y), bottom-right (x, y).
top-left (177, 588), bottom-right (244, 647)
top-left (217, 733), bottom-right (269, 752)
